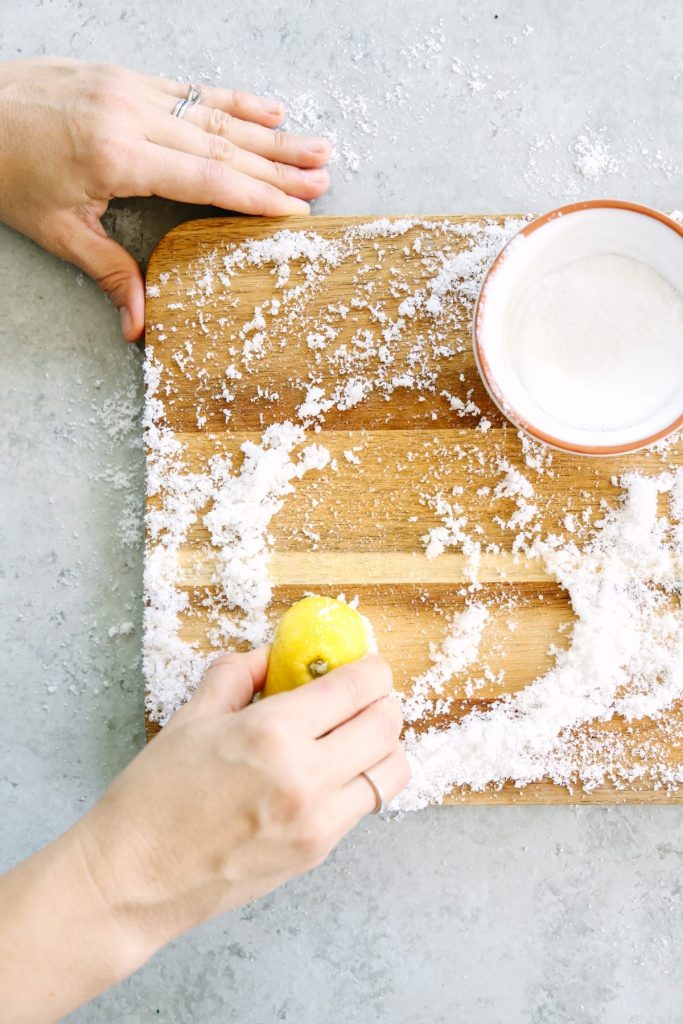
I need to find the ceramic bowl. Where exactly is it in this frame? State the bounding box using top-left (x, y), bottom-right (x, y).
top-left (473, 200), bottom-right (683, 455)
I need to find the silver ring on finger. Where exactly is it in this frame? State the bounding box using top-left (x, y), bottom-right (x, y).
top-left (361, 770), bottom-right (385, 815)
top-left (172, 83), bottom-right (205, 119)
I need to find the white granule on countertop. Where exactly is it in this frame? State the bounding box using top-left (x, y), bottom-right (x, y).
top-left (144, 214), bottom-right (683, 802)
top-left (107, 621), bottom-right (135, 638)
top-left (574, 130), bottom-right (618, 181)
top-left (277, 86), bottom-right (378, 181)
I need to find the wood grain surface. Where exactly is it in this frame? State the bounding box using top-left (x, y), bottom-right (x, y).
top-left (145, 214), bottom-right (683, 804)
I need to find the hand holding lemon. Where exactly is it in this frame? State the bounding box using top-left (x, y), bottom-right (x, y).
top-left (260, 595), bottom-right (404, 817)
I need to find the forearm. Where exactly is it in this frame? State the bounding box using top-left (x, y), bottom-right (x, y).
top-left (0, 651), bottom-right (407, 1021)
top-left (0, 824), bottom-right (152, 1024)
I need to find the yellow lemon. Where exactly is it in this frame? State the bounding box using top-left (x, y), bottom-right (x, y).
top-left (263, 595), bottom-right (373, 697)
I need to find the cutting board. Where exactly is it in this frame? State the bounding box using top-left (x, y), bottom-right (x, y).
top-left (144, 214), bottom-right (683, 804)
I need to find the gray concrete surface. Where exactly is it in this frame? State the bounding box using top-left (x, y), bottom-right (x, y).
top-left (2, 1), bottom-right (683, 1021)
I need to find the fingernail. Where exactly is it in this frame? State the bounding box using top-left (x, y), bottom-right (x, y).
top-left (261, 98), bottom-right (284, 116)
top-left (301, 168), bottom-right (329, 184)
top-left (288, 199), bottom-right (310, 215)
top-left (119, 305), bottom-right (133, 339)
top-left (306, 139), bottom-right (330, 155)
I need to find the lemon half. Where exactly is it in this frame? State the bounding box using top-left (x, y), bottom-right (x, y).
top-left (263, 596), bottom-right (373, 697)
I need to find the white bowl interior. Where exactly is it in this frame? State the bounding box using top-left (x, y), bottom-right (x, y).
top-left (477, 207), bottom-right (683, 449)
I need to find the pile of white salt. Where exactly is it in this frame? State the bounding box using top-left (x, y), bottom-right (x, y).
top-left (508, 253), bottom-right (683, 433)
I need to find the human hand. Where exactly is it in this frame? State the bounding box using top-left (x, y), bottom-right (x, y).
top-left (80, 648), bottom-right (408, 953)
top-left (0, 58), bottom-right (331, 341)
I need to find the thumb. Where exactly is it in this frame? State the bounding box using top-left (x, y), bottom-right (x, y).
top-left (165, 648), bottom-right (271, 730)
top-left (59, 216), bottom-right (145, 342)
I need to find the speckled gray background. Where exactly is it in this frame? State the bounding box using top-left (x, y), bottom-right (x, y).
top-left (2, 2), bottom-right (683, 1021)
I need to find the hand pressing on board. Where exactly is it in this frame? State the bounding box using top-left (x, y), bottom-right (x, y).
top-left (0, 57), bottom-right (331, 342)
top-left (0, 648), bottom-right (409, 1024)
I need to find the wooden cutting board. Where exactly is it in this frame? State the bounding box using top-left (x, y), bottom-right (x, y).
top-left (144, 214), bottom-right (683, 804)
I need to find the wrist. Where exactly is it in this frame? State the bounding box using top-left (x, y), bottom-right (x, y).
top-left (0, 823), bottom-right (154, 1024)
top-left (75, 793), bottom-right (210, 957)
top-left (72, 809), bottom-right (171, 967)
top-left (0, 67), bottom-right (23, 230)
top-left (65, 820), bottom-right (161, 976)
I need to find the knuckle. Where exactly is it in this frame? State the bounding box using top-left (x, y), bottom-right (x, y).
top-left (375, 700), bottom-right (402, 745)
top-left (207, 135), bottom-right (236, 164)
top-left (339, 662), bottom-right (368, 709)
top-left (85, 127), bottom-right (111, 157)
top-left (107, 89), bottom-right (137, 116)
top-left (337, 655), bottom-right (391, 707)
top-left (95, 265), bottom-right (130, 300)
top-left (239, 711), bottom-right (263, 746)
top-left (230, 89), bottom-right (248, 111)
top-left (85, 150), bottom-right (117, 192)
top-left (206, 651), bottom-right (240, 671)
top-left (272, 129), bottom-right (291, 153)
top-left (84, 73), bottom-right (133, 115)
top-left (206, 106), bottom-right (234, 138)
top-left (249, 711), bottom-right (290, 757)
top-left (271, 160), bottom-right (290, 184)
top-left (196, 157), bottom-right (224, 197)
top-left (81, 64), bottom-right (114, 98)
top-left (282, 773), bottom-right (314, 820)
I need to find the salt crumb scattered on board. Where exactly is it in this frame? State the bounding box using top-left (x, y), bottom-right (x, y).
top-left (397, 470), bottom-right (683, 810)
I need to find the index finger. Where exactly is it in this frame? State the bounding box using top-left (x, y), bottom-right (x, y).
top-left (270, 655), bottom-right (393, 738)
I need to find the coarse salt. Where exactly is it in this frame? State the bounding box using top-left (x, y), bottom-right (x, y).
top-left (508, 253), bottom-right (683, 433)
